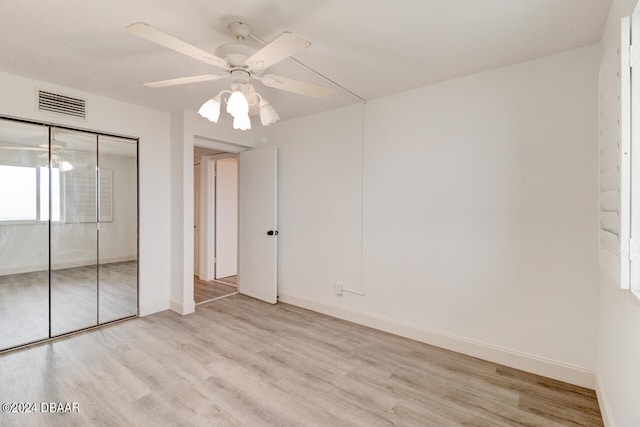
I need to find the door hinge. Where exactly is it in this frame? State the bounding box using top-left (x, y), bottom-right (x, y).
top-left (213, 257), bottom-right (217, 263)
top-left (629, 238), bottom-right (640, 260)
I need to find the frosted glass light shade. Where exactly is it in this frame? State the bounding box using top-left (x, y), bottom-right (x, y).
top-left (226, 91), bottom-right (249, 117)
top-left (59, 160), bottom-right (74, 172)
top-left (259, 99), bottom-right (280, 126)
top-left (198, 97), bottom-right (221, 122)
top-left (233, 113), bottom-right (251, 130)
top-left (53, 155), bottom-right (74, 171)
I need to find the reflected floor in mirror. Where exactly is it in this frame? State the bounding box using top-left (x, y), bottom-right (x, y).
top-left (0, 261), bottom-right (137, 351)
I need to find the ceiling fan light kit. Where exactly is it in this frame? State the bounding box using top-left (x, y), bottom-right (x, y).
top-left (53, 155), bottom-right (74, 172)
top-left (197, 81), bottom-right (276, 130)
top-left (233, 113), bottom-right (251, 131)
top-left (226, 89), bottom-right (249, 116)
top-left (259, 98), bottom-right (279, 126)
top-left (127, 20), bottom-right (338, 131)
top-left (197, 96), bottom-right (221, 122)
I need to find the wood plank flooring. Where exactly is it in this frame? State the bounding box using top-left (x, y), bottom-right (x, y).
top-left (0, 295), bottom-right (603, 426)
top-left (215, 275), bottom-right (237, 286)
top-left (194, 277), bottom-right (237, 304)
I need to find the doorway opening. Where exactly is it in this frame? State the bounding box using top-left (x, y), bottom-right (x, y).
top-left (193, 145), bottom-right (238, 305)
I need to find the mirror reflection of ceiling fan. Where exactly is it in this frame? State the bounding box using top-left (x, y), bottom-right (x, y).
top-left (0, 140), bottom-right (74, 171)
top-left (126, 21), bottom-right (333, 130)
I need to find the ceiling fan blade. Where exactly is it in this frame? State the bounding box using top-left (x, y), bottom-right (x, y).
top-left (258, 74), bottom-right (332, 99)
top-left (245, 32), bottom-right (310, 70)
top-left (126, 22), bottom-right (229, 69)
top-left (143, 74), bottom-right (227, 88)
top-left (0, 146), bottom-right (46, 151)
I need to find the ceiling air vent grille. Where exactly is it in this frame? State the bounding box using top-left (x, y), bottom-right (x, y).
top-left (38, 90), bottom-right (86, 119)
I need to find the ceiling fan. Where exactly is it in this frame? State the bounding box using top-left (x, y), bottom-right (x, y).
top-left (0, 141), bottom-right (74, 171)
top-left (126, 21), bottom-right (333, 129)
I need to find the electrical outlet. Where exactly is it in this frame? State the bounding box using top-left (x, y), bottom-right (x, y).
top-left (335, 281), bottom-right (344, 296)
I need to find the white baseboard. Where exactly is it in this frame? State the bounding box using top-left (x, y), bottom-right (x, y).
top-left (278, 293), bottom-right (596, 389)
top-left (169, 298), bottom-right (195, 315)
top-left (139, 300), bottom-right (170, 317)
top-left (595, 376), bottom-right (615, 427)
top-left (0, 265), bottom-right (48, 276)
top-left (184, 299), bottom-right (196, 315)
top-left (0, 255), bottom-right (137, 276)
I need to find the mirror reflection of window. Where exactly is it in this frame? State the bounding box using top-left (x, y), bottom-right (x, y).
top-left (0, 165), bottom-right (62, 222)
top-left (0, 165), bottom-right (36, 221)
top-left (40, 166), bottom-right (61, 222)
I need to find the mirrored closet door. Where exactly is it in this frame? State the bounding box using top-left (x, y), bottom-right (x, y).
top-left (0, 120), bottom-right (50, 350)
top-left (97, 135), bottom-right (138, 324)
top-left (50, 129), bottom-right (99, 336)
top-left (0, 118), bottom-right (138, 351)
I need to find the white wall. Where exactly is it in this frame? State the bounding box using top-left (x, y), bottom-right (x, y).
top-left (261, 45), bottom-right (601, 387)
top-left (597, 0), bottom-right (640, 425)
top-left (0, 70), bottom-right (172, 316)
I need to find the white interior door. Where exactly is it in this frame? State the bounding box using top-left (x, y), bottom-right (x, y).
top-left (238, 146), bottom-right (277, 304)
top-left (199, 157), bottom-right (216, 281)
top-left (215, 158), bottom-right (238, 279)
top-left (194, 162), bottom-right (200, 276)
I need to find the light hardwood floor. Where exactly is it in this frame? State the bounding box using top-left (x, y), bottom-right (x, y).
top-left (215, 275), bottom-right (237, 286)
top-left (194, 277), bottom-right (237, 304)
top-left (0, 295), bottom-right (603, 426)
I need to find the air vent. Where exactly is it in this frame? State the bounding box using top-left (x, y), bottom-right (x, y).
top-left (38, 90), bottom-right (86, 119)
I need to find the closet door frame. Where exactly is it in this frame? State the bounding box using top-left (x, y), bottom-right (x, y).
top-left (0, 114), bottom-right (139, 353)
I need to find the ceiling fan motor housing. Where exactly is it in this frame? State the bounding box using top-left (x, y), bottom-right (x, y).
top-left (214, 43), bottom-right (256, 68)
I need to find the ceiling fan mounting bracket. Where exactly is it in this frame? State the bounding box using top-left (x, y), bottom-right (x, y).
top-left (228, 22), bottom-right (252, 40)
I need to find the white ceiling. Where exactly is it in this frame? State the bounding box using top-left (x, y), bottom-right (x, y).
top-left (0, 0), bottom-right (611, 121)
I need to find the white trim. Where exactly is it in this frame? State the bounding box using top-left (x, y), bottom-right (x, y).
top-left (0, 255), bottom-right (137, 276)
top-left (139, 300), bottom-right (170, 317)
top-left (595, 376), bottom-right (616, 427)
top-left (278, 293), bottom-right (596, 389)
top-left (198, 156), bottom-right (216, 281)
top-left (169, 298), bottom-right (195, 315)
top-left (620, 16), bottom-right (632, 289)
top-left (194, 136), bottom-right (249, 154)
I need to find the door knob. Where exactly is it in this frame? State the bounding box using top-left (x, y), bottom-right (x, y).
top-left (267, 230), bottom-right (279, 236)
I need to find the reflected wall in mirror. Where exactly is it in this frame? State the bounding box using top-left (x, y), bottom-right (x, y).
top-left (98, 135), bottom-right (138, 323)
top-left (0, 118), bottom-right (50, 349)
